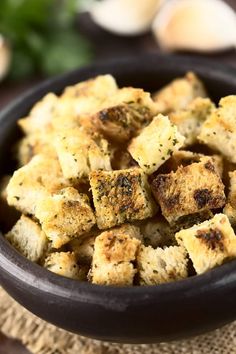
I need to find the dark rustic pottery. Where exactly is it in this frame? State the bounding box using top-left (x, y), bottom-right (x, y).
top-left (1, 54), bottom-right (236, 344)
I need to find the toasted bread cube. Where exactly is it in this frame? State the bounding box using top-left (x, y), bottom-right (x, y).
top-left (137, 245), bottom-right (188, 285)
top-left (62, 74), bottom-right (118, 116)
top-left (5, 215), bottom-right (48, 262)
top-left (6, 155), bottom-right (69, 216)
top-left (198, 96), bottom-right (236, 163)
top-left (45, 252), bottom-right (86, 280)
top-left (140, 217), bottom-right (175, 248)
top-left (90, 226), bottom-right (141, 286)
top-left (128, 115), bottom-right (185, 174)
top-left (175, 214), bottom-right (236, 274)
top-left (90, 168), bottom-right (157, 229)
top-left (18, 93), bottom-right (58, 134)
top-left (224, 171), bottom-right (236, 226)
top-left (17, 133), bottom-right (56, 166)
top-left (54, 127), bottom-right (111, 181)
top-left (35, 187), bottom-right (96, 249)
top-left (153, 72), bottom-right (207, 114)
top-left (151, 157), bottom-right (226, 223)
top-left (169, 97), bottom-right (215, 146)
top-left (91, 87), bottom-right (158, 143)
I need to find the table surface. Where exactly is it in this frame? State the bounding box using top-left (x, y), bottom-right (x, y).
top-left (0, 1), bottom-right (236, 352)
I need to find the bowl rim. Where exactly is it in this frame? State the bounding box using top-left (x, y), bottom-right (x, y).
top-left (1, 52), bottom-right (236, 305)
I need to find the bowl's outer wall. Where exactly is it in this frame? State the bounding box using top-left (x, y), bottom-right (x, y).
top-left (1, 54), bottom-right (236, 343)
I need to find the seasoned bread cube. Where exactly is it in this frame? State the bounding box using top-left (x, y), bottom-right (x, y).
top-left (153, 72), bottom-right (207, 114)
top-left (6, 155), bottom-right (69, 216)
top-left (17, 132), bottom-right (56, 166)
top-left (151, 157), bottom-right (226, 223)
top-left (91, 88), bottom-right (158, 143)
top-left (175, 214), bottom-right (236, 274)
top-left (90, 226), bottom-right (141, 286)
top-left (18, 93), bottom-right (58, 134)
top-left (45, 252), bottom-right (87, 280)
top-left (54, 127), bottom-right (111, 181)
top-left (90, 168), bottom-right (157, 229)
top-left (35, 187), bottom-right (96, 248)
top-left (169, 97), bottom-right (214, 146)
top-left (5, 215), bottom-right (48, 262)
top-left (224, 171), bottom-right (236, 226)
top-left (137, 245), bottom-right (188, 285)
top-left (140, 217), bottom-right (175, 248)
top-left (198, 96), bottom-right (236, 163)
top-left (128, 115), bottom-right (185, 174)
top-left (62, 74), bottom-right (118, 116)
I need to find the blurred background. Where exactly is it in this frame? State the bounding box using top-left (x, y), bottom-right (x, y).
top-left (0, 0), bottom-right (236, 110)
top-left (0, 0), bottom-right (236, 352)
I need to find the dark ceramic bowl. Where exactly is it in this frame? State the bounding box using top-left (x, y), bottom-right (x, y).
top-left (1, 54), bottom-right (236, 344)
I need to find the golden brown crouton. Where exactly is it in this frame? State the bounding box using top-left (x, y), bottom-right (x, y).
top-left (175, 214), bottom-right (236, 274)
top-left (62, 74), bottom-right (118, 116)
top-left (90, 226), bottom-right (141, 286)
top-left (6, 155), bottom-right (69, 216)
top-left (18, 93), bottom-right (58, 134)
top-left (224, 171), bottom-right (236, 226)
top-left (90, 168), bottom-right (157, 229)
top-left (91, 87), bottom-right (158, 143)
top-left (198, 96), bottom-right (236, 163)
top-left (35, 187), bottom-right (96, 249)
top-left (153, 72), bottom-right (207, 114)
top-left (54, 127), bottom-right (111, 181)
top-left (45, 252), bottom-right (87, 280)
top-left (128, 115), bottom-right (185, 174)
top-left (151, 157), bottom-right (226, 223)
top-left (137, 245), bottom-right (188, 285)
top-left (140, 217), bottom-right (175, 248)
top-left (169, 97), bottom-right (215, 146)
top-left (17, 132), bottom-right (56, 166)
top-left (5, 215), bottom-right (48, 262)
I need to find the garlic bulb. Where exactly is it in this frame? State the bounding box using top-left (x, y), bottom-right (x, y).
top-left (152, 0), bottom-right (236, 52)
top-left (90, 0), bottom-right (164, 36)
top-left (0, 35), bottom-right (11, 80)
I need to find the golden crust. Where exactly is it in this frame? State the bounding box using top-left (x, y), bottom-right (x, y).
top-left (175, 214), bottom-right (236, 274)
top-left (90, 168), bottom-right (157, 229)
top-left (151, 157), bottom-right (226, 223)
top-left (224, 171), bottom-right (236, 226)
top-left (35, 187), bottom-right (96, 249)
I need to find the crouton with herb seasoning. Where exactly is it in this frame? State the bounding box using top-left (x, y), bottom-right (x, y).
top-left (224, 171), bottom-right (236, 227)
top-left (140, 217), bottom-right (175, 248)
top-left (18, 93), bottom-right (58, 135)
top-left (128, 114), bottom-right (185, 174)
top-left (54, 127), bottom-right (111, 182)
top-left (7, 155), bottom-right (69, 216)
top-left (137, 245), bottom-right (188, 285)
top-left (89, 168), bottom-right (157, 229)
top-left (45, 252), bottom-right (87, 280)
top-left (5, 215), bottom-right (48, 262)
top-left (90, 226), bottom-right (141, 286)
top-left (169, 97), bottom-right (215, 146)
top-left (151, 157), bottom-right (226, 224)
top-left (175, 214), bottom-right (236, 274)
top-left (91, 87), bottom-right (158, 143)
top-left (198, 96), bottom-right (236, 163)
top-left (35, 187), bottom-right (96, 249)
top-left (153, 72), bottom-right (207, 114)
top-left (61, 74), bottom-right (118, 116)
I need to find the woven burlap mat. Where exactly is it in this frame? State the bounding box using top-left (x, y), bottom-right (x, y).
top-left (0, 288), bottom-right (235, 354)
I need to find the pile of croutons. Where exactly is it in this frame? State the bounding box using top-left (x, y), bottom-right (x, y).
top-left (2, 72), bottom-right (236, 286)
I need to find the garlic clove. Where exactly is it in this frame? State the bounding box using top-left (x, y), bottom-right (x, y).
top-left (0, 35), bottom-right (11, 80)
top-left (152, 0), bottom-right (236, 52)
top-left (90, 0), bottom-right (164, 36)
